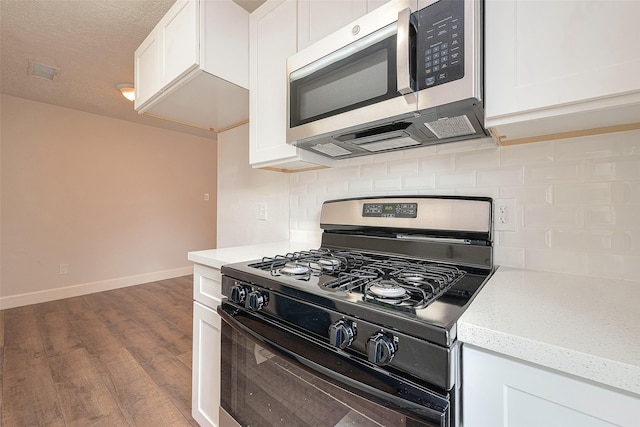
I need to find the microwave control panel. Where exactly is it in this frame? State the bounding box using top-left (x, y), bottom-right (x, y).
top-left (416, 0), bottom-right (465, 89)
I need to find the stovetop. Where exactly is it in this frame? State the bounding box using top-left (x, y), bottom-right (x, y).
top-left (224, 196), bottom-right (495, 343)
top-left (221, 247), bottom-right (493, 347)
top-left (250, 249), bottom-right (472, 309)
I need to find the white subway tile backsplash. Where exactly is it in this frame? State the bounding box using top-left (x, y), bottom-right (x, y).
top-left (436, 170), bottom-right (476, 189)
top-left (419, 154), bottom-right (455, 173)
top-left (435, 137), bottom-right (495, 154)
top-left (525, 160), bottom-right (584, 184)
top-left (455, 148), bottom-right (500, 170)
top-left (403, 174), bottom-right (436, 190)
top-left (493, 246), bottom-right (525, 268)
top-left (586, 156), bottom-right (640, 181)
top-left (614, 182), bottom-right (640, 204)
top-left (373, 176), bottom-right (403, 192)
top-left (452, 187), bottom-right (497, 198)
top-left (587, 253), bottom-right (626, 279)
top-left (553, 182), bottom-right (612, 205)
top-left (326, 179), bottom-right (349, 195)
top-left (348, 178), bottom-right (373, 193)
top-left (500, 142), bottom-right (554, 166)
top-left (623, 256), bottom-right (640, 281)
top-left (289, 206), bottom-right (307, 220)
top-left (297, 170), bottom-right (319, 184)
top-left (525, 248), bottom-right (587, 276)
top-left (288, 129), bottom-right (640, 282)
top-left (360, 162), bottom-right (388, 178)
top-left (498, 229), bottom-right (547, 249)
top-left (387, 158), bottom-right (419, 175)
top-left (547, 230), bottom-right (587, 250)
top-left (587, 206), bottom-right (639, 229)
top-left (583, 230), bottom-right (635, 254)
top-left (499, 185), bottom-right (551, 205)
top-left (524, 205), bottom-right (584, 228)
top-left (624, 135), bottom-right (640, 155)
top-left (334, 166), bottom-right (361, 181)
top-left (554, 133), bottom-right (627, 160)
top-left (477, 167), bottom-right (524, 187)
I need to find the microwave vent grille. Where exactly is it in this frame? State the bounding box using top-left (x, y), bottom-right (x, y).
top-left (424, 115), bottom-right (476, 139)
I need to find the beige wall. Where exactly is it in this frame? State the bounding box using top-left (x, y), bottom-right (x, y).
top-left (1, 94), bottom-right (217, 307)
top-left (216, 124), bottom-right (289, 248)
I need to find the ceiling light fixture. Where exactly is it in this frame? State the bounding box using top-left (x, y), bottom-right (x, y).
top-left (116, 83), bottom-right (135, 101)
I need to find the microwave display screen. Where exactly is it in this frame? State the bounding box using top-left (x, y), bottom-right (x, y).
top-left (417, 0), bottom-right (465, 89)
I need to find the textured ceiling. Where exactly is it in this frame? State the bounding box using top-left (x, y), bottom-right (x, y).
top-left (1, 0), bottom-right (264, 139)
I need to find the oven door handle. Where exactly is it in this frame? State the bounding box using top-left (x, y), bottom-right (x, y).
top-left (218, 303), bottom-right (450, 427)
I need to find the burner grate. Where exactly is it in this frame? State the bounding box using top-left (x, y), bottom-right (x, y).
top-left (248, 249), bottom-right (467, 310)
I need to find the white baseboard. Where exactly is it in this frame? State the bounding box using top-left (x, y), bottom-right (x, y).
top-left (0, 266), bottom-right (194, 310)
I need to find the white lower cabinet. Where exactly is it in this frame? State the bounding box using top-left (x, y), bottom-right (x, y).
top-left (462, 345), bottom-right (640, 427)
top-left (192, 264), bottom-right (223, 427)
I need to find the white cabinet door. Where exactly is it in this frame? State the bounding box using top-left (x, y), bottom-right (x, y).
top-left (484, 0), bottom-right (640, 144)
top-left (193, 264), bottom-right (223, 308)
top-left (462, 345), bottom-right (640, 427)
top-left (192, 263), bottom-right (223, 427)
top-left (297, 0), bottom-right (368, 51)
top-left (158, 0), bottom-right (199, 88)
top-left (134, 29), bottom-right (160, 110)
top-left (135, 0), bottom-right (249, 131)
top-left (249, 0), bottom-right (334, 171)
top-left (192, 301), bottom-right (221, 427)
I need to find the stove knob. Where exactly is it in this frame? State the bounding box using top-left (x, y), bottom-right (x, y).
top-left (229, 285), bottom-right (246, 304)
top-left (329, 320), bottom-right (356, 349)
top-left (367, 332), bottom-right (396, 366)
top-left (247, 291), bottom-right (267, 311)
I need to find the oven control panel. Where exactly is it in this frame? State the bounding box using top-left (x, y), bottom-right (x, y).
top-left (362, 202), bottom-right (418, 218)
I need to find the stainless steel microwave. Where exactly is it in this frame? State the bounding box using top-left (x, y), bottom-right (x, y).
top-left (286, 0), bottom-right (488, 159)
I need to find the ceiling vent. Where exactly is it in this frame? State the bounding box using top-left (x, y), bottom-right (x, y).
top-left (28, 60), bottom-right (60, 81)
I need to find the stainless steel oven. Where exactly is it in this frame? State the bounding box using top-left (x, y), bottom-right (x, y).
top-left (218, 196), bottom-right (495, 427)
top-left (219, 306), bottom-right (453, 426)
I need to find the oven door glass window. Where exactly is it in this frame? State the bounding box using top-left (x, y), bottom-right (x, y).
top-left (220, 320), bottom-right (444, 427)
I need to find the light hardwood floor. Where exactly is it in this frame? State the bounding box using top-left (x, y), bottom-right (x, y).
top-left (0, 275), bottom-right (197, 426)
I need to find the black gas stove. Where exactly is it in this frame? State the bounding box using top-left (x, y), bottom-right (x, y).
top-left (219, 196), bottom-right (495, 426)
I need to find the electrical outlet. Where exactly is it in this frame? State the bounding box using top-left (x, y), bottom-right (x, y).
top-left (59, 264), bottom-right (69, 275)
top-left (203, 193), bottom-right (209, 201)
top-left (494, 199), bottom-right (516, 231)
top-left (258, 203), bottom-right (268, 221)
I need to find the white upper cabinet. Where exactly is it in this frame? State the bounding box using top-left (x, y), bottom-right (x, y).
top-left (134, 30), bottom-right (161, 108)
top-left (297, 0), bottom-right (389, 51)
top-left (484, 0), bottom-right (640, 145)
top-left (249, 0), bottom-right (335, 171)
top-left (134, 0), bottom-right (249, 132)
top-left (158, 0), bottom-right (199, 88)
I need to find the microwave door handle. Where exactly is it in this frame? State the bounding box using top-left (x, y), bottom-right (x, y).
top-left (397, 7), bottom-right (413, 95)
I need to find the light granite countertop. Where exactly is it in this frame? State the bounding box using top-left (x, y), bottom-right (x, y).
top-left (188, 244), bottom-right (639, 396)
top-left (187, 241), bottom-right (314, 269)
top-left (458, 266), bottom-right (640, 395)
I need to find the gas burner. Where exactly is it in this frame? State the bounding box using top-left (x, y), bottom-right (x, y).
top-left (317, 257), bottom-right (342, 273)
top-left (369, 281), bottom-right (408, 299)
top-left (280, 262), bottom-right (311, 277)
top-left (367, 281), bottom-right (410, 304)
